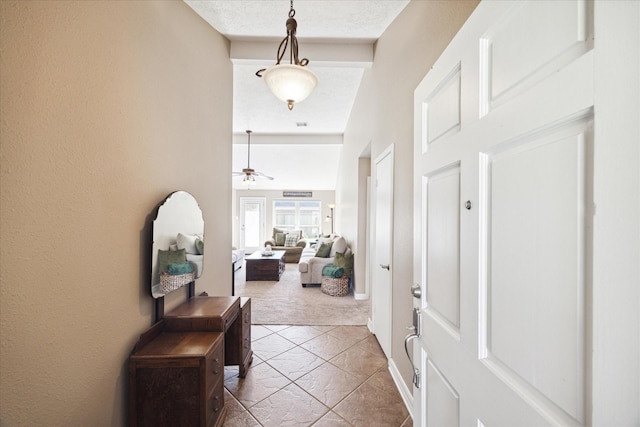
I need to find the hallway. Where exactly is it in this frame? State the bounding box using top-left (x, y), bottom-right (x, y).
top-left (223, 324), bottom-right (412, 426)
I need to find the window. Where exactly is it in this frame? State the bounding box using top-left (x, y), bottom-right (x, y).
top-left (273, 199), bottom-right (321, 238)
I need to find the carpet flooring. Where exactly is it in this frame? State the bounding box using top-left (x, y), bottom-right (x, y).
top-left (234, 263), bottom-right (371, 326)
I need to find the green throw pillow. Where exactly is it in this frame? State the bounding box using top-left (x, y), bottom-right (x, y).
top-left (157, 248), bottom-right (187, 274)
top-left (315, 241), bottom-right (332, 258)
top-left (334, 251), bottom-right (354, 278)
top-left (195, 238), bottom-right (204, 255)
top-left (167, 262), bottom-right (193, 275)
top-left (275, 232), bottom-right (286, 246)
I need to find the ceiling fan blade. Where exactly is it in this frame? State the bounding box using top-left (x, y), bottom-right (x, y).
top-left (254, 171), bottom-right (274, 180)
top-left (232, 171), bottom-right (245, 176)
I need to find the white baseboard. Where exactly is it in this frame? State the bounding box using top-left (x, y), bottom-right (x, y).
top-left (367, 317), bottom-right (373, 333)
top-left (354, 292), bottom-right (368, 300)
top-left (388, 358), bottom-right (414, 421)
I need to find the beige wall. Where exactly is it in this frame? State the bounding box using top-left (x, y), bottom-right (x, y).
top-left (337, 0), bottom-right (479, 388)
top-left (233, 189), bottom-right (336, 248)
top-left (0, 1), bottom-right (232, 425)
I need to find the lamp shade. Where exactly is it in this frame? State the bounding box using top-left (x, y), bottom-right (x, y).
top-left (261, 64), bottom-right (318, 109)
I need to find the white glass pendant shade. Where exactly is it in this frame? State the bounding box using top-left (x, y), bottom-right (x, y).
top-left (262, 64), bottom-right (318, 110)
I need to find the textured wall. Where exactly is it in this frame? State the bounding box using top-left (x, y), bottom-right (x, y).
top-left (338, 0), bottom-right (479, 388)
top-left (0, 1), bottom-right (232, 425)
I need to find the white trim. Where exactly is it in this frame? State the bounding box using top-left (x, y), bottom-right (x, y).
top-left (354, 292), bottom-right (368, 300)
top-left (389, 358), bottom-right (414, 421)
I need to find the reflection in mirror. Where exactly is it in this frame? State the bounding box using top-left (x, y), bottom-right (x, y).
top-left (151, 191), bottom-right (204, 298)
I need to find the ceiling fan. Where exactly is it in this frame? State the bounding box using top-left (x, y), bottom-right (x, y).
top-left (232, 130), bottom-right (274, 184)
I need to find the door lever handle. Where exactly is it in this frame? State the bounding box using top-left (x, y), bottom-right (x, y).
top-left (380, 264), bottom-right (390, 270)
top-left (404, 334), bottom-right (420, 389)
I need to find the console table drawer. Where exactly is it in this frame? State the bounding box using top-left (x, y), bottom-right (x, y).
top-left (164, 296), bottom-right (240, 333)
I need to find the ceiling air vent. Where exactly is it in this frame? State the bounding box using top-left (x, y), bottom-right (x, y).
top-left (296, 122), bottom-right (308, 127)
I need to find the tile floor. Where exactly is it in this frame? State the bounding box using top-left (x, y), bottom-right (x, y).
top-left (223, 324), bottom-right (413, 427)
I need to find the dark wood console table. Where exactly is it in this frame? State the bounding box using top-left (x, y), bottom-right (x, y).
top-left (129, 296), bottom-right (252, 426)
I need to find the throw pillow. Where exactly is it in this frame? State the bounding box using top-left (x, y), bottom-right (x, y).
top-left (158, 248), bottom-right (187, 274)
top-left (315, 241), bottom-right (333, 257)
top-left (195, 237), bottom-right (204, 255)
top-left (284, 233), bottom-right (298, 247)
top-left (334, 251), bottom-right (354, 278)
top-left (330, 236), bottom-right (348, 256)
top-left (167, 262), bottom-right (193, 275)
top-left (176, 233), bottom-right (198, 254)
top-left (275, 232), bottom-right (286, 246)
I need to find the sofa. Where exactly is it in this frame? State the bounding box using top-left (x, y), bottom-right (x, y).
top-left (232, 247), bottom-right (244, 271)
top-left (298, 235), bottom-right (352, 286)
top-left (264, 228), bottom-right (307, 263)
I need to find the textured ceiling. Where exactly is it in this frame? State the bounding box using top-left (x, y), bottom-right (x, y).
top-left (186, 1), bottom-right (409, 41)
top-left (184, 0), bottom-right (410, 190)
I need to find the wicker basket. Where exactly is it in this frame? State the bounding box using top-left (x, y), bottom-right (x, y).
top-left (321, 275), bottom-right (350, 297)
top-left (160, 272), bottom-right (195, 293)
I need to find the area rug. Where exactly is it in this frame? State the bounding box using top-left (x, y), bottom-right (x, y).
top-left (234, 263), bottom-right (370, 325)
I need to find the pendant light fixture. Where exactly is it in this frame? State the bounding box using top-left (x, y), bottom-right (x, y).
top-left (256, 0), bottom-right (318, 111)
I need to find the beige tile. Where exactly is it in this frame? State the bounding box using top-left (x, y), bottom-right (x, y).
top-left (401, 415), bottom-right (414, 426)
top-left (327, 325), bottom-right (371, 342)
top-left (267, 346), bottom-right (325, 381)
top-left (296, 362), bottom-right (360, 407)
top-left (277, 325), bottom-right (324, 344)
top-left (223, 388), bottom-right (247, 420)
top-left (300, 333), bottom-right (354, 360)
top-left (312, 410), bottom-right (353, 426)
top-left (224, 362), bottom-right (291, 407)
top-left (263, 324), bottom-right (291, 332)
top-left (249, 383), bottom-right (328, 426)
top-left (365, 368), bottom-right (401, 398)
top-left (224, 365), bottom-right (240, 382)
top-left (333, 382), bottom-right (409, 426)
top-left (354, 334), bottom-right (385, 356)
top-left (252, 332), bottom-right (297, 361)
top-left (330, 345), bottom-right (387, 381)
top-left (251, 354), bottom-right (264, 367)
top-left (251, 324), bottom-right (273, 341)
top-left (311, 325), bottom-right (336, 333)
top-left (223, 409), bottom-right (262, 427)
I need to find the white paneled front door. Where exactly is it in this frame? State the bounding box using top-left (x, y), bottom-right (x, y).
top-left (413, 1), bottom-right (638, 426)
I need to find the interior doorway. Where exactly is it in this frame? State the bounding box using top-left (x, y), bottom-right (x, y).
top-left (239, 197), bottom-right (266, 254)
top-left (372, 144), bottom-right (394, 358)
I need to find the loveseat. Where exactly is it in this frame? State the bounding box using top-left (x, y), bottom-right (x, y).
top-left (264, 227), bottom-right (307, 263)
top-left (298, 235), bottom-right (353, 286)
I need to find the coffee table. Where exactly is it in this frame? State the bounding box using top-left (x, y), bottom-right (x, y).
top-left (245, 250), bottom-right (285, 281)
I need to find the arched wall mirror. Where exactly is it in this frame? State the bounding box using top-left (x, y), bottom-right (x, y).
top-left (151, 191), bottom-right (204, 298)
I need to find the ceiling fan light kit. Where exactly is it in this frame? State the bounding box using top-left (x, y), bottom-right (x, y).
top-left (256, 0), bottom-right (318, 110)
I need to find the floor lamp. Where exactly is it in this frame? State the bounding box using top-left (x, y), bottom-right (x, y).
top-left (326, 204), bottom-right (335, 234)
